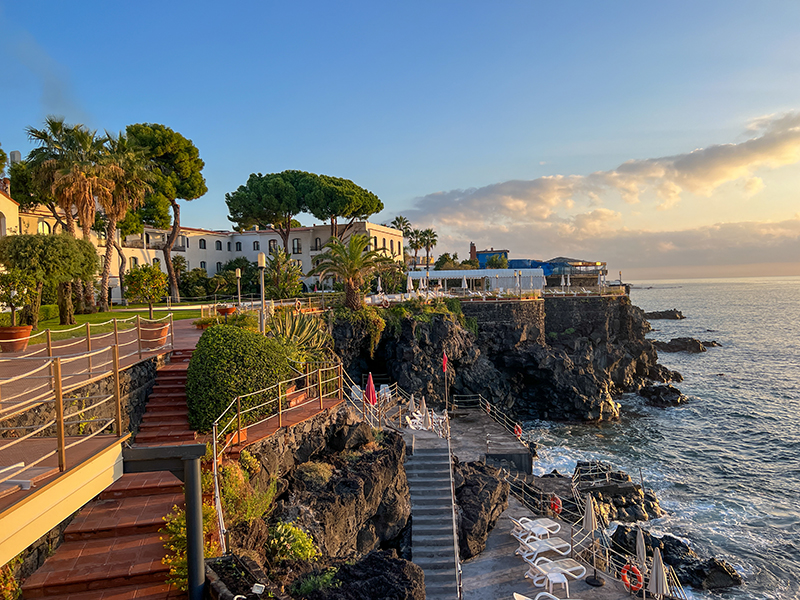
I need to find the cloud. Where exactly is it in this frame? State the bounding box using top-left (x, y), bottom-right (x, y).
top-left (406, 112), bottom-right (800, 229)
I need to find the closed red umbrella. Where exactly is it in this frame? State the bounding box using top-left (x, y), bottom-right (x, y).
top-left (365, 373), bottom-right (378, 406)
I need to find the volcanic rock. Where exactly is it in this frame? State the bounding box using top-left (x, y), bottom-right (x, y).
top-left (653, 337), bottom-right (707, 353)
top-left (639, 384), bottom-right (688, 406)
top-left (644, 309), bottom-right (685, 320)
top-left (453, 459), bottom-right (509, 559)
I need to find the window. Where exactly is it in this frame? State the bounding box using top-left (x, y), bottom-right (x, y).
top-left (315, 237), bottom-right (321, 250)
top-left (179, 235), bottom-right (188, 247)
top-left (216, 262), bottom-right (222, 273)
top-left (130, 257), bottom-right (138, 267)
top-left (199, 239), bottom-right (207, 249)
top-left (215, 240), bottom-right (222, 251)
top-left (153, 258), bottom-right (160, 266)
top-left (186, 261), bottom-right (190, 270)
top-left (200, 261), bottom-right (207, 271)
top-left (235, 241), bottom-right (242, 251)
top-left (37, 221), bottom-right (51, 235)
top-left (292, 238), bottom-right (302, 254)
top-left (390, 240), bottom-right (394, 254)
top-left (268, 240), bottom-right (277, 253)
top-left (373, 236), bottom-right (378, 250)
top-left (227, 242), bottom-right (231, 251)
top-left (253, 241), bottom-right (260, 251)
top-left (382, 238), bottom-right (386, 249)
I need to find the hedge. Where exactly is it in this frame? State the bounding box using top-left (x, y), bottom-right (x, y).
top-left (186, 325), bottom-right (296, 432)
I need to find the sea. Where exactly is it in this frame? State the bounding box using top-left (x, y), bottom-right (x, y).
top-left (522, 276), bottom-right (800, 600)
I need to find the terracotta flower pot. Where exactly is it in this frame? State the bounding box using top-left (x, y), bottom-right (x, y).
top-left (141, 323), bottom-right (170, 349)
top-left (216, 305), bottom-right (236, 316)
top-left (0, 325), bottom-right (33, 353)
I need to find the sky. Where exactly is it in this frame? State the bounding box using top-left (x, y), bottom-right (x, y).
top-left (1, 1), bottom-right (799, 279)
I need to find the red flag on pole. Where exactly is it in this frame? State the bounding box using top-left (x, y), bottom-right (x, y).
top-left (365, 372), bottom-right (378, 406)
top-left (443, 351), bottom-right (448, 373)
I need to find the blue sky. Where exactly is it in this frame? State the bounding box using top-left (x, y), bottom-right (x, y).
top-left (2, 1), bottom-right (799, 278)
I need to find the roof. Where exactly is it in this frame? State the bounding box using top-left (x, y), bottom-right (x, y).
top-left (408, 268), bottom-right (544, 279)
top-left (0, 188), bottom-right (20, 207)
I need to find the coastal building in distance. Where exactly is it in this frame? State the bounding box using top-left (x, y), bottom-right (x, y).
top-left (468, 242), bottom-right (607, 287)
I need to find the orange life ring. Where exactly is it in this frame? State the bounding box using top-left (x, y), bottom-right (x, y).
top-left (514, 424), bottom-right (522, 437)
top-left (621, 564), bottom-right (643, 592)
top-left (550, 494), bottom-right (562, 515)
top-left (381, 298), bottom-right (390, 309)
top-left (295, 299), bottom-right (302, 312)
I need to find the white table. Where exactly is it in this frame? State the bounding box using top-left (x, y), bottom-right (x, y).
top-left (547, 572), bottom-right (568, 597)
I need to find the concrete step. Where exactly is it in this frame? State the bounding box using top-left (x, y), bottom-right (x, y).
top-left (412, 534), bottom-right (455, 546)
top-left (412, 557), bottom-right (455, 571)
top-left (425, 584), bottom-right (459, 600)
top-left (413, 514), bottom-right (454, 528)
top-left (412, 547), bottom-right (455, 560)
top-left (411, 506), bottom-right (453, 517)
top-left (141, 411), bottom-right (189, 425)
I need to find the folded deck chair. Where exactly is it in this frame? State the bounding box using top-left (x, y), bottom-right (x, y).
top-left (518, 538), bottom-right (571, 562)
top-left (510, 518), bottom-right (549, 541)
top-left (513, 517), bottom-right (561, 536)
top-left (523, 557), bottom-right (586, 587)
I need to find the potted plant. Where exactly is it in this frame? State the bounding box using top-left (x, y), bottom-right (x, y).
top-left (124, 264), bottom-right (170, 349)
top-left (0, 270), bottom-right (38, 352)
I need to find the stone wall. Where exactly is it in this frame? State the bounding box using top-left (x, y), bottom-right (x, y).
top-left (461, 299), bottom-right (545, 354)
top-left (1, 353), bottom-right (169, 439)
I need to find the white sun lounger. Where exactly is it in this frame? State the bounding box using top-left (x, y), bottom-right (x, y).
top-left (510, 518), bottom-right (550, 541)
top-left (513, 592), bottom-right (584, 600)
top-left (511, 517), bottom-right (561, 537)
top-left (518, 538), bottom-right (572, 562)
top-left (523, 557), bottom-right (587, 587)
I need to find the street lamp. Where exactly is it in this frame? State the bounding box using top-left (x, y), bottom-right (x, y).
top-left (258, 252), bottom-right (266, 333)
top-left (235, 268), bottom-right (242, 307)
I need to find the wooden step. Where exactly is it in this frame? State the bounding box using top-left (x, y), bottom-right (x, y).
top-left (135, 430), bottom-right (196, 444)
top-left (36, 581), bottom-right (182, 600)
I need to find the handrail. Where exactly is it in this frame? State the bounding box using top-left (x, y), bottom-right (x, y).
top-left (444, 411), bottom-right (463, 599)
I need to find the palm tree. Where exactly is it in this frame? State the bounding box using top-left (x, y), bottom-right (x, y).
top-left (408, 229), bottom-right (423, 270)
top-left (98, 133), bottom-right (152, 311)
top-left (390, 215), bottom-right (412, 237)
top-left (309, 234), bottom-right (393, 310)
top-left (420, 228), bottom-right (438, 269)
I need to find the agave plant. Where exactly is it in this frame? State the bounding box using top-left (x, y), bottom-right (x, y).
top-left (265, 310), bottom-right (332, 361)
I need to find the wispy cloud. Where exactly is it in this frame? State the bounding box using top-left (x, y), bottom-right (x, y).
top-left (406, 112), bottom-right (800, 227)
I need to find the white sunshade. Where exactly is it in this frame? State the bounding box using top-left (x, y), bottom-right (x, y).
top-left (419, 396), bottom-right (427, 415)
top-left (376, 276), bottom-right (382, 293)
top-left (406, 273), bottom-right (414, 292)
top-left (637, 526), bottom-right (647, 572)
top-left (647, 547), bottom-right (669, 597)
top-left (422, 409), bottom-right (432, 429)
top-left (583, 494), bottom-right (597, 533)
top-left (461, 274), bottom-right (468, 288)
top-left (560, 274), bottom-right (566, 287)
top-left (408, 394), bottom-right (416, 413)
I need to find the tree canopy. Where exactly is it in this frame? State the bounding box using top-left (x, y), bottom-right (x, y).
top-left (305, 175), bottom-right (383, 239)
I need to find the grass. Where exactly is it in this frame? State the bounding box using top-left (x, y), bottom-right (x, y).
top-left (20, 309), bottom-right (201, 344)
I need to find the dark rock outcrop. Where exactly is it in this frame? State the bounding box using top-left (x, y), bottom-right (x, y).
top-left (574, 461), bottom-right (663, 524)
top-left (453, 459), bottom-right (509, 559)
top-left (639, 384), bottom-right (688, 406)
top-left (305, 550), bottom-right (425, 600)
top-left (333, 296), bottom-right (680, 423)
top-left (653, 337), bottom-right (707, 353)
top-left (612, 525), bottom-right (743, 590)
top-left (274, 429), bottom-right (410, 559)
top-left (645, 309), bottom-right (685, 320)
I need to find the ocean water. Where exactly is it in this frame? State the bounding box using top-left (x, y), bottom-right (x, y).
top-left (522, 277), bottom-right (800, 600)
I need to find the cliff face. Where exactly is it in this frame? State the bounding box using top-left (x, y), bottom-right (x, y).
top-left (333, 296), bottom-right (678, 423)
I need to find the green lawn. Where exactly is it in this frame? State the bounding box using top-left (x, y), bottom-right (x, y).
top-left (25, 309), bottom-right (201, 344)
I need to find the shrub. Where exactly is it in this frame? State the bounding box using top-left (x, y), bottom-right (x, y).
top-left (238, 449), bottom-right (260, 477)
top-left (39, 304), bottom-right (59, 322)
top-left (291, 568), bottom-right (340, 595)
top-left (186, 325), bottom-right (295, 431)
top-left (465, 316), bottom-right (479, 337)
top-left (220, 463), bottom-right (277, 526)
top-left (265, 522), bottom-right (317, 563)
top-left (160, 503), bottom-right (221, 591)
top-left (296, 461), bottom-right (334, 488)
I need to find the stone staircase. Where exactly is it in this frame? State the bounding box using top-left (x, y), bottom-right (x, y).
top-left (20, 472), bottom-right (184, 599)
top-left (407, 443), bottom-right (460, 600)
top-left (136, 349), bottom-right (196, 445)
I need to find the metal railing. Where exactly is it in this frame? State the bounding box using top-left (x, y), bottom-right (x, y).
top-left (452, 394), bottom-right (525, 440)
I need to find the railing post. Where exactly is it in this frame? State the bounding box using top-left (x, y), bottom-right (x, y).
top-left (277, 381), bottom-right (283, 428)
top-left (236, 396), bottom-right (242, 445)
top-left (85, 322), bottom-right (92, 373)
top-left (136, 315), bottom-right (143, 359)
top-left (337, 364), bottom-right (343, 403)
top-left (169, 313), bottom-right (175, 350)
top-left (318, 368), bottom-right (323, 410)
top-left (54, 358), bottom-right (66, 471)
top-left (46, 329), bottom-right (53, 357)
top-left (112, 345), bottom-right (122, 436)
top-left (113, 319), bottom-right (119, 348)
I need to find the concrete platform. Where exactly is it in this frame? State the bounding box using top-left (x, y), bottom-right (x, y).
top-left (449, 409), bottom-right (533, 472)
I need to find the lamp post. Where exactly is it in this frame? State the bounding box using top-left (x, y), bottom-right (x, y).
top-left (258, 253), bottom-right (266, 333)
top-left (235, 268), bottom-right (242, 307)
